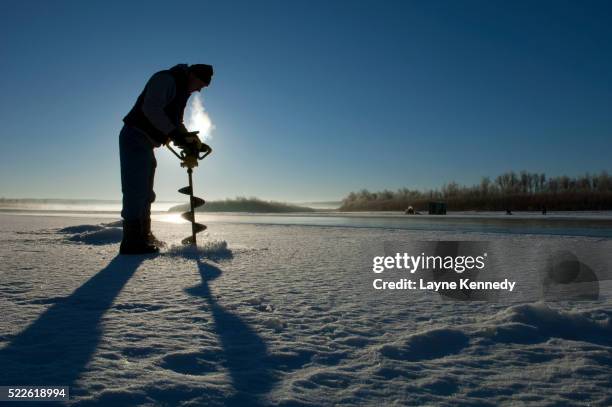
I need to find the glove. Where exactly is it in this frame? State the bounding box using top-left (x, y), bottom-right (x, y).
top-left (170, 128), bottom-right (202, 150)
top-left (185, 134), bottom-right (202, 150)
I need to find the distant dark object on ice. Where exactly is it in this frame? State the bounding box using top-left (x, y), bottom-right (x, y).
top-left (428, 202), bottom-right (447, 215)
top-left (404, 206), bottom-right (421, 215)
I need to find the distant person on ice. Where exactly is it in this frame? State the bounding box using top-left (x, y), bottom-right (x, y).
top-left (119, 64), bottom-right (213, 254)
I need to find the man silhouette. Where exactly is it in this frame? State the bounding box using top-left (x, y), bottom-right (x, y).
top-left (119, 63), bottom-right (213, 254)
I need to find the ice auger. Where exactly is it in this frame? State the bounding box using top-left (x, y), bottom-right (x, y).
top-left (166, 141), bottom-right (212, 246)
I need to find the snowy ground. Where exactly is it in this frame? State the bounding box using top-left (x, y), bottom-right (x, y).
top-left (0, 213), bottom-right (611, 406)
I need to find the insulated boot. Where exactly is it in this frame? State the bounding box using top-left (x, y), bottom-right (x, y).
top-left (142, 218), bottom-right (166, 247)
top-left (120, 220), bottom-right (159, 255)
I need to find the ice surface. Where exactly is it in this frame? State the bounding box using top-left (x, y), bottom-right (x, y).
top-left (165, 240), bottom-right (233, 261)
top-left (0, 214), bottom-right (611, 406)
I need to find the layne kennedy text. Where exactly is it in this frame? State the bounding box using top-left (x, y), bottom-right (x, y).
top-left (373, 278), bottom-right (516, 292)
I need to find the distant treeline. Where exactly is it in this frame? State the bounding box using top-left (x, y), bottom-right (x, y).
top-left (340, 171), bottom-right (612, 211)
top-left (169, 197), bottom-right (316, 213)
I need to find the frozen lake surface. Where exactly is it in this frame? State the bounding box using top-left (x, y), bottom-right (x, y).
top-left (3, 209), bottom-right (612, 237)
top-left (0, 213), bottom-right (611, 406)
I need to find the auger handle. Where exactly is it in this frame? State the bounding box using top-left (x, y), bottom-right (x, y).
top-left (198, 148), bottom-right (212, 160)
top-left (166, 144), bottom-right (213, 162)
top-left (166, 144), bottom-right (183, 160)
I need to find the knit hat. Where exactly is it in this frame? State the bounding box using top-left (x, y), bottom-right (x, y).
top-left (189, 64), bottom-right (214, 85)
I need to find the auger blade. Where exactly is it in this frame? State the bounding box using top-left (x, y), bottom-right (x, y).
top-left (181, 224), bottom-right (207, 245)
top-left (178, 186), bottom-right (192, 195)
top-left (179, 165), bottom-right (208, 246)
top-left (192, 196), bottom-right (205, 208)
top-left (181, 236), bottom-right (195, 245)
top-left (193, 223), bottom-right (207, 233)
top-left (181, 211), bottom-right (195, 222)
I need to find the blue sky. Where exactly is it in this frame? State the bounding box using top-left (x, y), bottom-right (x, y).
top-left (1, 0), bottom-right (611, 202)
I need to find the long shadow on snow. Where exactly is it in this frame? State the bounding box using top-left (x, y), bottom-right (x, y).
top-left (0, 255), bottom-right (144, 396)
top-left (186, 260), bottom-right (277, 407)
